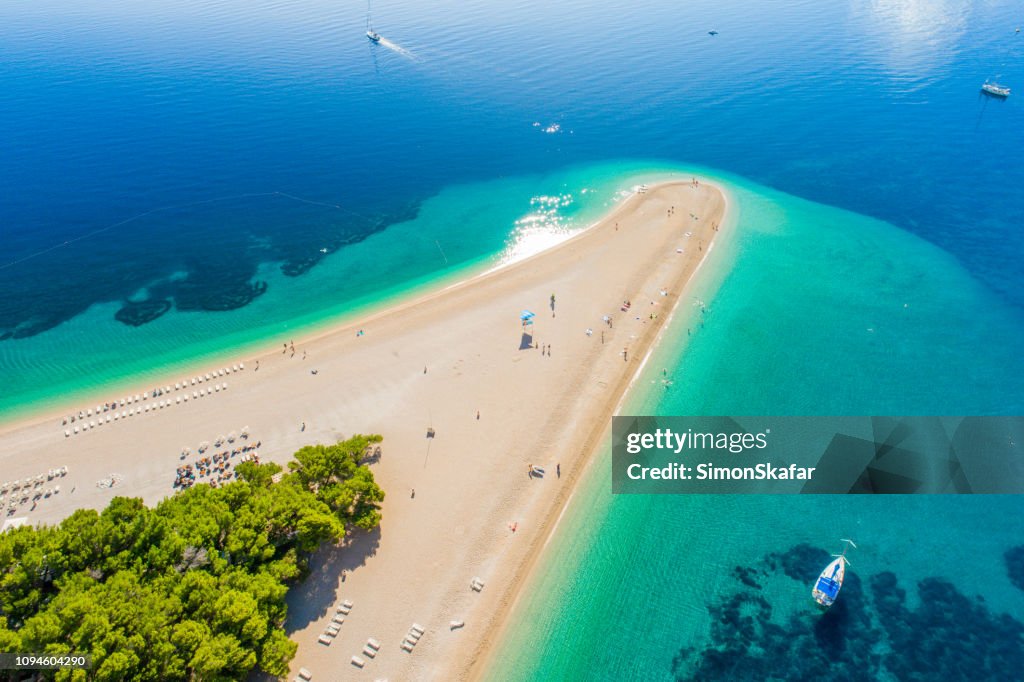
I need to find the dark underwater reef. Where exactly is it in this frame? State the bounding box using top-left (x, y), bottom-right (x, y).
top-left (673, 543), bottom-right (1024, 681)
top-left (0, 200), bottom-right (419, 338)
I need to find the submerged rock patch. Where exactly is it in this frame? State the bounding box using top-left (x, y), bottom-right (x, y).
top-left (673, 543), bottom-right (1024, 680)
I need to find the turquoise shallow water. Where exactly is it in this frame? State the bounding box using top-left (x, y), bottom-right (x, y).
top-left (488, 172), bottom-right (1024, 680)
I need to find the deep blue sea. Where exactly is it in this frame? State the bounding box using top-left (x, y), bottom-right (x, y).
top-left (2, 0), bottom-right (1024, 679)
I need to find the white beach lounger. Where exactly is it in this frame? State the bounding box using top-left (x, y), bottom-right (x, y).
top-left (239, 362), bottom-right (244, 369)
top-left (89, 421), bottom-right (95, 428)
top-left (342, 599), bottom-right (354, 608)
top-left (232, 364), bottom-right (238, 372)
top-left (326, 625), bottom-right (340, 636)
top-left (338, 605), bottom-right (351, 615)
top-left (407, 631), bottom-right (420, 642)
top-left (193, 391), bottom-right (198, 398)
top-left (222, 382), bottom-right (228, 389)
top-left (350, 656), bottom-right (365, 668)
top-left (176, 397), bottom-right (181, 404)
top-left (367, 638), bottom-right (381, 650)
top-left (362, 646), bottom-right (376, 658)
top-left (411, 623), bottom-right (425, 635)
top-left (65, 430), bottom-right (71, 438)
top-left (73, 426), bottom-right (79, 434)
top-left (401, 642), bottom-right (414, 652)
top-left (214, 384), bottom-right (220, 392)
top-left (450, 621), bottom-right (465, 630)
top-left (332, 615), bottom-right (345, 624)
top-left (297, 668), bottom-right (312, 681)
top-left (106, 415), bottom-right (111, 423)
top-left (317, 635), bottom-right (331, 646)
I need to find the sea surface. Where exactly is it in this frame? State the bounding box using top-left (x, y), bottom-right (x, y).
top-left (2, 0), bottom-right (1024, 678)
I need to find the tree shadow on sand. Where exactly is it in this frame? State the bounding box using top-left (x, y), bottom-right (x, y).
top-left (283, 527), bottom-right (381, 633)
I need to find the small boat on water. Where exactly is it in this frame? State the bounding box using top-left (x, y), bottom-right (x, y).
top-left (981, 82), bottom-right (1010, 98)
top-left (366, 28), bottom-right (381, 43)
top-left (812, 539), bottom-right (856, 609)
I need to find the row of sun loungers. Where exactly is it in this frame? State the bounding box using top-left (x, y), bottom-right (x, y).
top-left (60, 363), bottom-right (246, 433)
top-left (401, 623), bottom-right (425, 653)
top-left (64, 384), bottom-right (230, 436)
top-left (318, 599), bottom-right (354, 647)
top-left (3, 486), bottom-right (61, 511)
top-left (1, 467), bottom-right (67, 494)
top-left (352, 636), bottom-right (381, 668)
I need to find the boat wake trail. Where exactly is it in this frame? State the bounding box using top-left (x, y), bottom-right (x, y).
top-left (376, 37), bottom-right (422, 62)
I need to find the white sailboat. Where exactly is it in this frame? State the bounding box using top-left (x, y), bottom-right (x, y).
top-left (981, 81), bottom-right (1010, 98)
top-left (811, 539), bottom-right (856, 609)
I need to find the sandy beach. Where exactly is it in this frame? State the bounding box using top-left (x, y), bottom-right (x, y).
top-left (0, 180), bottom-right (726, 681)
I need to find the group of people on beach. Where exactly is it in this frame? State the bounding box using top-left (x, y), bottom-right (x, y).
top-left (173, 440), bottom-right (260, 489)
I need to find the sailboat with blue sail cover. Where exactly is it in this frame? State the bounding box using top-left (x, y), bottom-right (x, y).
top-left (812, 539), bottom-right (856, 609)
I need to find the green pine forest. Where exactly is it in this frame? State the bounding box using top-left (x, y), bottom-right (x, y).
top-left (0, 434), bottom-right (385, 680)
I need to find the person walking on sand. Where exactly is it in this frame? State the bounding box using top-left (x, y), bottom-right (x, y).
top-left (557, 463), bottom-right (561, 478)
top-left (424, 366), bottom-right (427, 374)
top-left (301, 421), bottom-right (306, 432)
top-left (411, 488), bottom-right (415, 498)
top-left (476, 410), bottom-right (480, 420)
